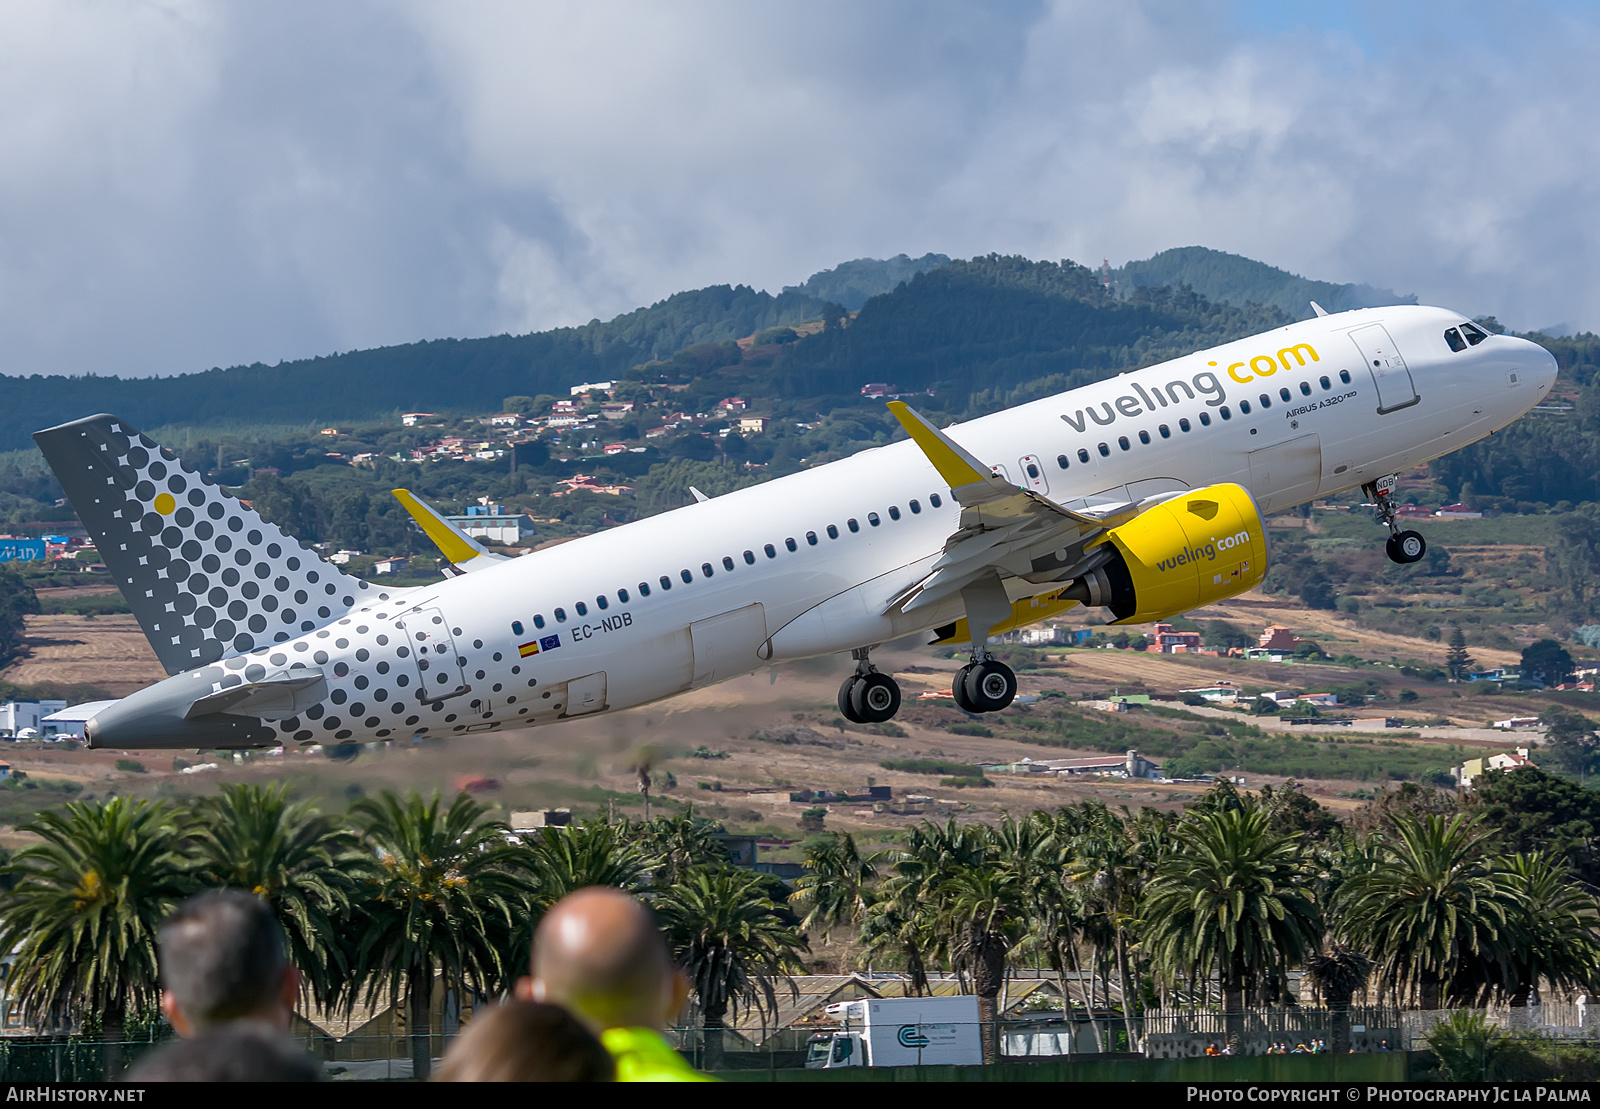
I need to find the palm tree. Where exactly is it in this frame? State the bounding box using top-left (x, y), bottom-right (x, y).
top-left (1143, 806), bottom-right (1320, 1043)
top-left (1494, 852), bottom-right (1600, 1007)
top-left (1304, 944), bottom-right (1373, 1052)
top-left (656, 866), bottom-right (808, 1071)
top-left (190, 783), bottom-right (365, 1007)
top-left (520, 819), bottom-right (652, 906)
top-left (635, 807), bottom-right (730, 887)
top-left (348, 791), bottom-right (527, 1079)
top-left (789, 831), bottom-right (878, 942)
top-left (933, 863), bottom-right (1026, 1063)
top-left (1337, 813), bottom-right (1513, 1010)
top-left (0, 799), bottom-right (195, 1075)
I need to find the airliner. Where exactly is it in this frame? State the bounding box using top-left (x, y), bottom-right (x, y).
top-left (35, 305), bottom-right (1555, 750)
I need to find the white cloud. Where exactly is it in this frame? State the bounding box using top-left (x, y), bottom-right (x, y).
top-left (0, 0), bottom-right (1596, 378)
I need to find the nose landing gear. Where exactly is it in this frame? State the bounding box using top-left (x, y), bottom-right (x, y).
top-left (1365, 475), bottom-right (1428, 565)
top-left (837, 648), bottom-right (902, 724)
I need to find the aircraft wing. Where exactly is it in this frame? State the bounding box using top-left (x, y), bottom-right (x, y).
top-left (885, 402), bottom-right (1146, 615)
top-left (392, 489), bottom-right (511, 573)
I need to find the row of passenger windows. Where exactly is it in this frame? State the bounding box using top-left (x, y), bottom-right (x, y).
top-left (1053, 370), bottom-right (1353, 467)
top-left (507, 493), bottom-right (950, 635)
top-left (1445, 322), bottom-right (1490, 352)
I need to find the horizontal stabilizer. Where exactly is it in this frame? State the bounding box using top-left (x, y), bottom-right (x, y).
top-left (185, 672), bottom-right (328, 721)
top-left (392, 489), bottom-right (508, 571)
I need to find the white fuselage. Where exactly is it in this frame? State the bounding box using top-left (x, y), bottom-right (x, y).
top-left (139, 306), bottom-right (1563, 747)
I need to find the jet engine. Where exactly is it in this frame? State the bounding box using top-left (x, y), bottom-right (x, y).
top-left (1063, 482), bottom-right (1269, 624)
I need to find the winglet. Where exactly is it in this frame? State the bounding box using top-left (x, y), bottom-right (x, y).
top-left (1310, 301), bottom-right (1329, 318)
top-left (886, 402), bottom-right (991, 487)
top-left (689, 486), bottom-right (711, 503)
top-left (392, 489), bottom-right (507, 568)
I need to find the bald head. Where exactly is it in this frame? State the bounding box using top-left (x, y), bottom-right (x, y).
top-left (526, 887), bottom-right (682, 1032)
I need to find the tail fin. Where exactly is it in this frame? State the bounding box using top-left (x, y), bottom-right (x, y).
top-left (391, 488), bottom-right (508, 572)
top-left (34, 414), bottom-right (387, 675)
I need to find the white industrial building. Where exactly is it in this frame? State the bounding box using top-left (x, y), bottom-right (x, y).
top-left (0, 700), bottom-right (67, 737)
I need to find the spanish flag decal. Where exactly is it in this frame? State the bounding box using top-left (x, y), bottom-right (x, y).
top-left (518, 641), bottom-right (539, 658)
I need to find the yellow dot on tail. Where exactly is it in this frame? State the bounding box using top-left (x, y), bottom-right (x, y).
top-left (153, 493), bottom-right (176, 515)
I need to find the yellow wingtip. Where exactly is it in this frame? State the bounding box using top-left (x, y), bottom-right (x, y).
top-left (391, 488), bottom-right (482, 565)
top-left (885, 402), bottom-right (986, 487)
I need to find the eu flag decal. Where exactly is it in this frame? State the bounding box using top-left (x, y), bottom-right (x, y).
top-left (539, 634), bottom-right (561, 651)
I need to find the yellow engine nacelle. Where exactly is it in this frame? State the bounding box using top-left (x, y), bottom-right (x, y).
top-left (1073, 482), bottom-right (1269, 624)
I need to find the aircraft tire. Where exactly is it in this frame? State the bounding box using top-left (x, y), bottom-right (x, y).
top-left (851, 672), bottom-right (902, 723)
top-left (1386, 530), bottom-right (1427, 565)
top-left (963, 660), bottom-right (1017, 713)
top-left (952, 665), bottom-right (979, 713)
top-left (837, 675), bottom-right (867, 723)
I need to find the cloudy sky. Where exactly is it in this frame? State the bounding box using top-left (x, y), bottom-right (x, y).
top-left (2, 0), bottom-right (1597, 378)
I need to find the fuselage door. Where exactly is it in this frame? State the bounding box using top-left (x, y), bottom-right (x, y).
top-left (1018, 455), bottom-right (1049, 495)
top-left (1349, 324), bottom-right (1419, 414)
top-left (401, 606), bottom-right (469, 702)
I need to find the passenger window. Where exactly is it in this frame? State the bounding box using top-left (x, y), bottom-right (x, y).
top-left (639, 582), bottom-right (651, 597)
top-left (702, 563), bottom-right (714, 578)
top-left (681, 569), bottom-right (693, 583)
top-left (576, 601), bottom-right (588, 616)
top-left (909, 500), bottom-right (921, 514)
top-left (1339, 370), bottom-right (1351, 384)
top-left (1239, 401), bottom-right (1251, 414)
top-left (847, 519), bottom-right (859, 533)
top-left (827, 524), bottom-right (839, 539)
top-left (1138, 430), bottom-right (1151, 445)
top-left (888, 506), bottom-right (901, 520)
top-left (1220, 407), bottom-right (1232, 420)
top-left (1300, 382), bottom-right (1311, 396)
top-left (868, 513), bottom-right (880, 527)
top-left (1462, 322), bottom-right (1488, 345)
top-left (764, 544), bottom-right (777, 558)
top-left (1026, 463), bottom-right (1040, 479)
top-left (930, 493), bottom-right (943, 508)
top-left (618, 588), bottom-right (630, 602)
top-left (806, 531), bottom-right (818, 546)
top-left (1098, 443), bottom-right (1110, 457)
top-left (660, 575), bottom-right (672, 590)
top-left (1279, 388), bottom-right (1291, 402)
top-left (1258, 394), bottom-right (1271, 408)
top-left (1158, 425), bottom-right (1170, 439)
top-left (786, 537), bottom-right (798, 551)
top-left (723, 556), bottom-right (735, 571)
top-left (512, 620), bottom-right (524, 636)
top-left (1199, 412), bottom-right (1211, 426)
top-left (1320, 375), bottom-right (1331, 389)
top-left (743, 550), bottom-right (756, 564)
top-left (1117, 436), bottom-right (1130, 450)
top-left (1077, 448), bottom-right (1090, 463)
top-left (555, 608), bottom-right (567, 622)
top-left (534, 614), bottom-right (546, 629)
top-left (1179, 418), bottom-right (1191, 432)
top-left (1056, 454), bottom-right (1069, 469)
top-left (596, 595), bottom-right (608, 610)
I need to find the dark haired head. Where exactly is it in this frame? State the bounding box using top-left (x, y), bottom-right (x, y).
top-left (159, 890), bottom-right (291, 1032)
top-left (126, 1025), bottom-right (320, 1082)
top-left (434, 1001), bottom-right (613, 1082)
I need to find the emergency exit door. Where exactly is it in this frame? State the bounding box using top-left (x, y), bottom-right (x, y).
top-left (1349, 324), bottom-right (1419, 414)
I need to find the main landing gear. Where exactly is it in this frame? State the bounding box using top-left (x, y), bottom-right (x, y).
top-left (953, 654), bottom-right (1017, 714)
top-left (1365, 475), bottom-right (1427, 565)
top-left (838, 648), bottom-right (902, 724)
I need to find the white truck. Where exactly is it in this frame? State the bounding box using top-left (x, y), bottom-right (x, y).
top-left (804, 995), bottom-right (984, 1069)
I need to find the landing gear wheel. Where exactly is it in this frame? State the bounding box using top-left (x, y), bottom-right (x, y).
top-left (951, 666), bottom-right (979, 713)
top-left (850, 672), bottom-right (902, 723)
top-left (962, 660), bottom-right (1018, 713)
top-left (1386, 530), bottom-right (1427, 565)
top-left (837, 676), bottom-right (866, 723)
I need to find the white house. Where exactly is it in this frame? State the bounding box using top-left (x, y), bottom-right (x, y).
top-left (0, 701), bottom-right (68, 737)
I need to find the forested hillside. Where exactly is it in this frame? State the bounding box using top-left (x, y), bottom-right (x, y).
top-left (1113, 246), bottom-right (1415, 316)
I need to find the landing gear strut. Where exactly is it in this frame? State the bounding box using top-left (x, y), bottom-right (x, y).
top-left (1365, 475), bottom-right (1427, 565)
top-left (838, 648), bottom-right (902, 724)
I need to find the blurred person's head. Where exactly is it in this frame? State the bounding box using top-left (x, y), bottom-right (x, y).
top-left (517, 887), bottom-right (687, 1032)
top-left (158, 890), bottom-right (299, 1036)
top-left (434, 1001), bottom-right (614, 1082)
top-left (125, 1025), bottom-right (320, 1082)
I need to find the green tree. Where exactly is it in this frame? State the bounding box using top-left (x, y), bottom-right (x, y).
top-left (1445, 624), bottom-right (1475, 682)
top-left (635, 808), bottom-right (729, 889)
top-left (521, 821), bottom-right (652, 907)
top-left (0, 566), bottom-right (39, 668)
top-left (1520, 639), bottom-right (1575, 687)
top-left (656, 866), bottom-right (808, 1070)
top-left (1538, 706), bottom-right (1600, 777)
top-left (790, 831), bottom-right (878, 942)
top-left (349, 792), bottom-right (527, 1079)
top-left (1337, 814), bottom-right (1514, 1009)
top-left (1143, 807), bottom-right (1319, 1040)
top-left (1472, 766), bottom-right (1600, 884)
top-left (0, 799), bottom-right (194, 1074)
top-left (190, 783), bottom-right (364, 1007)
top-left (1303, 945), bottom-right (1372, 1053)
top-left (934, 863), bottom-right (1027, 1063)
top-left (1493, 852), bottom-right (1600, 1007)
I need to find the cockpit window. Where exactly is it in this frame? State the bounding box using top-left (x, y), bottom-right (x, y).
top-left (1444, 327), bottom-right (1466, 353)
top-left (1461, 322), bottom-right (1489, 346)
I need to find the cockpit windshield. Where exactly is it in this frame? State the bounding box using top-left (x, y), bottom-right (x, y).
top-left (1461, 322), bottom-right (1489, 345)
top-left (1445, 327), bottom-right (1466, 352)
top-left (1445, 322), bottom-right (1490, 352)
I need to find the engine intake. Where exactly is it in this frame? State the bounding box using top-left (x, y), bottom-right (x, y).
top-left (1065, 482), bottom-right (1269, 624)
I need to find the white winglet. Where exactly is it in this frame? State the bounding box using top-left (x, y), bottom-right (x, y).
top-left (690, 486), bottom-right (711, 503)
top-left (1310, 301), bottom-right (1330, 318)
